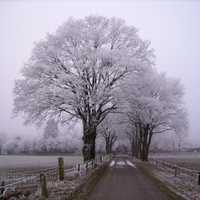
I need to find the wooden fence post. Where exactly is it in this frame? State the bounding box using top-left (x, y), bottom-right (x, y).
top-left (85, 162), bottom-right (88, 174)
top-left (198, 172), bottom-right (200, 185)
top-left (40, 173), bottom-right (48, 199)
top-left (77, 163), bottom-right (81, 174)
top-left (95, 157), bottom-right (97, 167)
top-left (0, 181), bottom-right (5, 195)
top-left (174, 166), bottom-right (178, 177)
top-left (58, 157), bottom-right (64, 181)
top-left (96, 157), bottom-right (99, 166)
top-left (92, 160), bottom-right (95, 168)
top-left (100, 155), bottom-right (103, 163)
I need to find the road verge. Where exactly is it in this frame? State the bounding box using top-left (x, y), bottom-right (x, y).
top-left (138, 162), bottom-right (186, 200)
top-left (68, 163), bottom-right (108, 200)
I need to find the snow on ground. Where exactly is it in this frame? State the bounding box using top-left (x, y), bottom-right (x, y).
top-left (116, 161), bottom-right (126, 166)
top-left (0, 155), bottom-right (82, 169)
top-left (151, 161), bottom-right (200, 200)
top-left (126, 160), bottom-right (136, 168)
top-left (109, 160), bottom-right (115, 167)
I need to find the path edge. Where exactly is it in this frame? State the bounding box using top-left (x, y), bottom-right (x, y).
top-left (68, 163), bottom-right (108, 200)
top-left (138, 163), bottom-right (187, 200)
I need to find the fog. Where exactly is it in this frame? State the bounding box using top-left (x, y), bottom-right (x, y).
top-left (0, 1), bottom-right (199, 144)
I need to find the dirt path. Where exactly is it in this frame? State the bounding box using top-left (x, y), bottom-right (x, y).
top-left (88, 156), bottom-right (169, 200)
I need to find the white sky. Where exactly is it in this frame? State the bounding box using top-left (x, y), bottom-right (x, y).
top-left (0, 0), bottom-right (199, 144)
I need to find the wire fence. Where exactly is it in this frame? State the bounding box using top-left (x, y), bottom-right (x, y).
top-left (0, 154), bottom-right (111, 199)
top-left (149, 159), bottom-right (200, 185)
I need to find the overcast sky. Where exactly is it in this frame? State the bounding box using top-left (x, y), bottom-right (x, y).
top-left (0, 0), bottom-right (199, 144)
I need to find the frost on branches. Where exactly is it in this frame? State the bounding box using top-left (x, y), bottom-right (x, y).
top-left (14, 16), bottom-right (154, 161)
top-left (120, 68), bottom-right (188, 161)
top-left (97, 114), bottom-right (118, 154)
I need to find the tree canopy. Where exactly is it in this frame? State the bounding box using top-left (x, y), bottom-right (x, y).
top-left (14, 16), bottom-right (154, 160)
top-left (13, 16), bottom-right (187, 161)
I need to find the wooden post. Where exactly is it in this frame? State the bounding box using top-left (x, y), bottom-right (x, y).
top-left (85, 162), bottom-right (88, 174)
top-left (96, 157), bottom-right (98, 166)
top-left (100, 155), bottom-right (103, 163)
top-left (198, 172), bottom-right (200, 185)
top-left (156, 160), bottom-right (158, 168)
top-left (92, 160), bottom-right (95, 168)
top-left (77, 163), bottom-right (81, 173)
top-left (40, 173), bottom-right (48, 198)
top-left (174, 166), bottom-right (177, 177)
top-left (58, 157), bottom-right (64, 181)
top-left (0, 181), bottom-right (5, 195)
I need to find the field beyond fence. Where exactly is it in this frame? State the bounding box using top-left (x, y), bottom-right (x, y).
top-left (150, 159), bottom-right (200, 184)
top-left (149, 158), bottom-right (200, 200)
top-left (0, 155), bottom-right (111, 200)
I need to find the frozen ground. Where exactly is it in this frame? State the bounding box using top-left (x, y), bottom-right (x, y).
top-left (149, 152), bottom-right (200, 199)
top-left (0, 155), bottom-right (82, 170)
top-left (150, 152), bottom-right (200, 170)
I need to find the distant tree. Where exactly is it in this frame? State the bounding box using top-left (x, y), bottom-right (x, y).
top-left (3, 136), bottom-right (22, 154)
top-left (43, 119), bottom-right (59, 139)
top-left (125, 128), bottom-right (137, 157)
top-left (98, 117), bottom-right (118, 154)
top-left (0, 132), bottom-right (6, 154)
top-left (121, 69), bottom-right (188, 161)
top-left (14, 16), bottom-right (153, 161)
top-left (115, 143), bottom-right (129, 154)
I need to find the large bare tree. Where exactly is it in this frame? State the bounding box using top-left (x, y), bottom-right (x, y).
top-left (14, 16), bottom-right (153, 161)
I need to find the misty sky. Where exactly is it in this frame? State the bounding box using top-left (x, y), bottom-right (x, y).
top-left (0, 0), bottom-right (199, 144)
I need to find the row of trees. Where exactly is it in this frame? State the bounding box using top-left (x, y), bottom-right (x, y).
top-left (98, 116), bottom-right (118, 154)
top-left (0, 118), bottom-right (116, 155)
top-left (0, 134), bottom-right (80, 155)
top-left (14, 16), bottom-right (188, 161)
top-left (121, 69), bottom-right (187, 160)
top-left (0, 120), bottom-right (81, 154)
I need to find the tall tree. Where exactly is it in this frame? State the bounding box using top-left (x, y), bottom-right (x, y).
top-left (13, 16), bottom-right (153, 161)
top-left (98, 116), bottom-right (118, 154)
top-left (121, 69), bottom-right (188, 161)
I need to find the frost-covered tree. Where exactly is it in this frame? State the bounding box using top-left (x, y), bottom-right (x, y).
top-left (2, 136), bottom-right (22, 154)
top-left (14, 16), bottom-right (153, 161)
top-left (43, 119), bottom-right (59, 139)
top-left (0, 132), bottom-right (7, 154)
top-left (98, 116), bottom-right (118, 154)
top-left (121, 68), bottom-right (188, 161)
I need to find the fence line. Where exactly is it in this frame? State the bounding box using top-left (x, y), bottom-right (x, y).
top-left (149, 159), bottom-right (200, 184)
top-left (0, 154), bottom-right (111, 199)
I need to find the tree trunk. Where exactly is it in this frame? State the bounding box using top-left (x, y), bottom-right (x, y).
top-left (109, 143), bottom-right (112, 154)
top-left (133, 123), bottom-right (154, 162)
top-left (131, 139), bottom-right (135, 157)
top-left (142, 127), bottom-right (149, 161)
top-left (140, 126), bottom-right (152, 162)
top-left (134, 123), bottom-right (140, 159)
top-left (82, 122), bottom-right (97, 162)
top-left (139, 125), bottom-right (149, 161)
top-left (105, 138), bottom-right (110, 154)
top-left (144, 131), bottom-right (153, 161)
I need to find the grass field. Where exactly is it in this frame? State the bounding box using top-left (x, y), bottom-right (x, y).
top-left (1, 152), bottom-right (200, 171)
top-left (0, 155), bottom-right (83, 170)
top-left (150, 152), bottom-right (200, 170)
